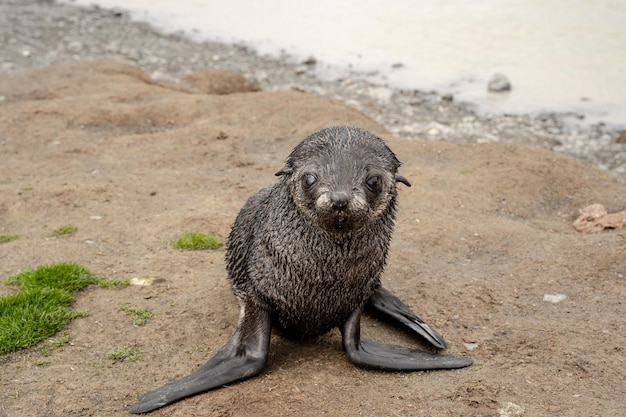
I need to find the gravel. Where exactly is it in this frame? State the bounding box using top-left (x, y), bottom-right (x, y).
top-left (1, 0), bottom-right (624, 180)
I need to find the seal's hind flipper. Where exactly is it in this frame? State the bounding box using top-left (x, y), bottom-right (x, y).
top-left (128, 306), bottom-right (271, 414)
top-left (127, 345), bottom-right (266, 414)
top-left (365, 286), bottom-right (447, 349)
top-left (343, 305), bottom-right (472, 371)
top-left (345, 338), bottom-right (473, 370)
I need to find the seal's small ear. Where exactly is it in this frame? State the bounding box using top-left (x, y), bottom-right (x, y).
top-left (395, 173), bottom-right (411, 187)
top-left (275, 167), bottom-right (293, 177)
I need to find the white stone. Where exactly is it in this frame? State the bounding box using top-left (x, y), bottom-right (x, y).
top-left (543, 293), bottom-right (567, 303)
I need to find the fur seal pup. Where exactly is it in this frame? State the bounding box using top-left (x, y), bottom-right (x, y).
top-left (129, 126), bottom-right (472, 414)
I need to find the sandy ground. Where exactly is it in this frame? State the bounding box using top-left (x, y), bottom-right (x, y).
top-left (1, 61), bottom-right (625, 417)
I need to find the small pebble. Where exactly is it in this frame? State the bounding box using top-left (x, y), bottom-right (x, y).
top-left (302, 56), bottom-right (317, 66)
top-left (499, 401), bottom-right (524, 416)
top-left (130, 277), bottom-right (165, 286)
top-left (463, 342), bottom-right (479, 351)
top-left (488, 73), bottom-right (512, 92)
top-left (543, 293), bottom-right (567, 303)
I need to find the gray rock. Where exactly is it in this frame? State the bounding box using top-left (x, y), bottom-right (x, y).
top-left (488, 73), bottom-right (512, 92)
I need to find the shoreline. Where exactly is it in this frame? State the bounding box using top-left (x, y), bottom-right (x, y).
top-left (2, 0), bottom-right (624, 180)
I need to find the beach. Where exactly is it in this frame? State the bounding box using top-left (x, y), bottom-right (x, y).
top-left (2, 0), bottom-right (625, 179)
top-left (1, 1), bottom-right (625, 416)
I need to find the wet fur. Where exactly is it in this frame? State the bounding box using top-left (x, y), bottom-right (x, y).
top-left (227, 126), bottom-right (404, 338)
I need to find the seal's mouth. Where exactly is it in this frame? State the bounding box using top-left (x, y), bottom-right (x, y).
top-left (335, 216), bottom-right (349, 231)
top-left (321, 212), bottom-right (360, 233)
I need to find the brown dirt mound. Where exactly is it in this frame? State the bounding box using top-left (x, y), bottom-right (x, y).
top-left (1, 62), bottom-right (624, 417)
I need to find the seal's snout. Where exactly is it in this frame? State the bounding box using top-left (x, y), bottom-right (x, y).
top-left (330, 191), bottom-right (351, 210)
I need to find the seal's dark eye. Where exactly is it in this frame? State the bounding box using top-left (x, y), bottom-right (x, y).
top-left (302, 173), bottom-right (317, 189)
top-left (365, 175), bottom-right (382, 193)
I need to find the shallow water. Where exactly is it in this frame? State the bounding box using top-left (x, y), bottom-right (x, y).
top-left (68, 0), bottom-right (626, 126)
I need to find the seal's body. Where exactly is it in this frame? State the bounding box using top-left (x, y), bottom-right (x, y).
top-left (227, 127), bottom-right (400, 339)
top-left (229, 182), bottom-right (386, 338)
top-left (129, 126), bottom-right (472, 414)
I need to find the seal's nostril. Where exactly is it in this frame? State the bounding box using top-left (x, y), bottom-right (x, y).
top-left (330, 191), bottom-right (350, 208)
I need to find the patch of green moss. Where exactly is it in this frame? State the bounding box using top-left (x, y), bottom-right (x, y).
top-left (119, 304), bottom-right (152, 326)
top-left (0, 234), bottom-right (19, 244)
top-left (107, 347), bottom-right (142, 362)
top-left (6, 262), bottom-right (96, 293)
top-left (94, 277), bottom-right (129, 288)
top-left (0, 262), bottom-right (98, 354)
top-left (51, 332), bottom-right (71, 349)
top-left (174, 232), bottom-right (222, 250)
top-left (51, 225), bottom-right (77, 237)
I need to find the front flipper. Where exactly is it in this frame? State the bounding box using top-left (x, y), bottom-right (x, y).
top-left (128, 303), bottom-right (271, 414)
top-left (365, 286), bottom-right (447, 349)
top-left (342, 306), bottom-right (472, 371)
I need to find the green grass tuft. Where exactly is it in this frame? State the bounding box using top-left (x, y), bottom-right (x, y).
top-left (6, 262), bottom-right (96, 292)
top-left (51, 332), bottom-right (71, 349)
top-left (94, 277), bottom-right (129, 288)
top-left (0, 287), bottom-right (81, 354)
top-left (0, 262), bottom-right (99, 354)
top-left (119, 303), bottom-right (152, 326)
top-left (174, 232), bottom-right (222, 250)
top-left (0, 234), bottom-right (19, 244)
top-left (107, 347), bottom-right (142, 362)
top-left (51, 225), bottom-right (77, 237)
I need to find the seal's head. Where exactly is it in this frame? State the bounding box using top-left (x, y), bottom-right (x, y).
top-left (276, 126), bottom-right (411, 233)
